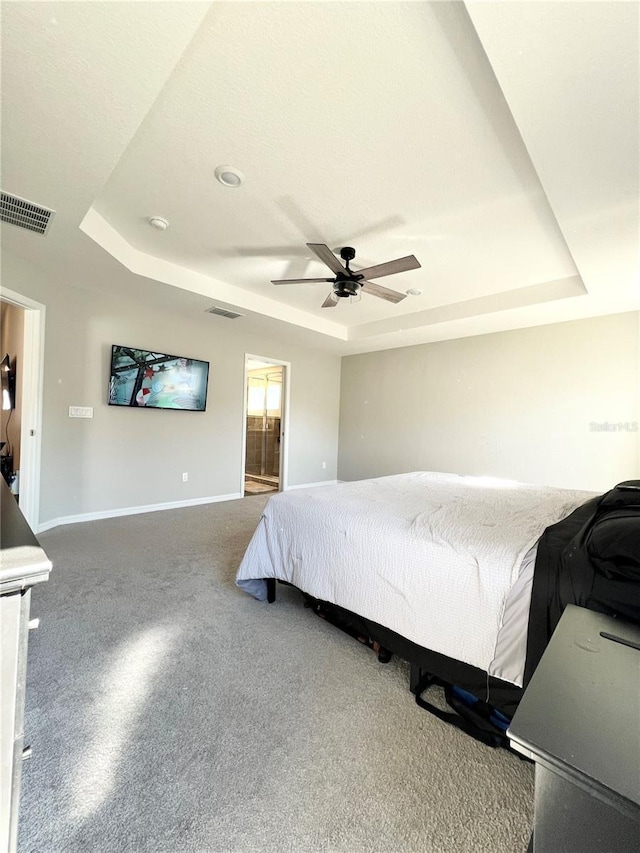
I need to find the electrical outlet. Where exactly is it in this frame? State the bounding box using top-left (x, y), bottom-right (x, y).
top-left (182, 472), bottom-right (188, 482)
top-left (322, 461), bottom-right (326, 469)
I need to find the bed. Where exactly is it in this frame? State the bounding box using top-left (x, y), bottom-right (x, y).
top-left (236, 472), bottom-right (601, 717)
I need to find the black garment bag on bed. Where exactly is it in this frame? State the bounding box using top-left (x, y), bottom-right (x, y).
top-left (524, 479), bottom-right (640, 687)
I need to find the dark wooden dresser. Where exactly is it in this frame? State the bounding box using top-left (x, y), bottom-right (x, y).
top-left (508, 604), bottom-right (640, 852)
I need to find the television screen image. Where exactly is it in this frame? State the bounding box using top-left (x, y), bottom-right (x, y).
top-left (108, 345), bottom-right (209, 411)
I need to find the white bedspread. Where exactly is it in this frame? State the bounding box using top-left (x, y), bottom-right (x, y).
top-left (236, 472), bottom-right (594, 683)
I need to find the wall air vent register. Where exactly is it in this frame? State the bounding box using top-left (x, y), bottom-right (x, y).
top-left (207, 306), bottom-right (244, 319)
top-left (0, 191), bottom-right (55, 235)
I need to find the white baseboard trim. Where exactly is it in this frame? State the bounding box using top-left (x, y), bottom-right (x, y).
top-left (37, 492), bottom-right (244, 533)
top-left (285, 479), bottom-right (338, 490)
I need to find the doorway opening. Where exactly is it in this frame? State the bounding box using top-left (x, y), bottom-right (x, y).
top-left (243, 356), bottom-right (288, 497)
top-left (0, 288), bottom-right (45, 531)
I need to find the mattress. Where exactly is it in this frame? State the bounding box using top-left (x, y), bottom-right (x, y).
top-left (236, 472), bottom-right (594, 686)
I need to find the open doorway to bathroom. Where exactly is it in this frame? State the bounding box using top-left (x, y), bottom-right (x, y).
top-left (243, 356), bottom-right (287, 497)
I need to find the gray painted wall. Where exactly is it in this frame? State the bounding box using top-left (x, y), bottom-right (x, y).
top-left (4, 252), bottom-right (341, 525)
top-left (338, 313), bottom-right (639, 492)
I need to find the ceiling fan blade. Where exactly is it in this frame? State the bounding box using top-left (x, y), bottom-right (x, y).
top-left (272, 278), bottom-right (335, 285)
top-left (306, 243), bottom-right (346, 275)
top-left (356, 255), bottom-right (421, 280)
top-left (361, 280), bottom-right (407, 303)
top-left (321, 292), bottom-right (339, 308)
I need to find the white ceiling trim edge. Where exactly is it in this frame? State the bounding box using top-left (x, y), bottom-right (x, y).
top-left (80, 208), bottom-right (348, 341)
top-left (349, 275), bottom-right (587, 340)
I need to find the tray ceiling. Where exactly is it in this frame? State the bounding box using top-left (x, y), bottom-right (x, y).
top-left (1, 1), bottom-right (638, 353)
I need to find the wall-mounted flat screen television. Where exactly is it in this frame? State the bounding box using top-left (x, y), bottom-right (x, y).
top-left (108, 345), bottom-right (209, 411)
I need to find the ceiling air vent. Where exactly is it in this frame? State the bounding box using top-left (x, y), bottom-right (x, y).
top-left (207, 306), bottom-right (244, 319)
top-left (1, 191), bottom-right (55, 235)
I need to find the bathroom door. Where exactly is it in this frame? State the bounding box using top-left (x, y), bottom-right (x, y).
top-left (245, 366), bottom-right (283, 492)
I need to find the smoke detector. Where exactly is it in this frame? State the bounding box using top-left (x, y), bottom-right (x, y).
top-left (148, 216), bottom-right (169, 231)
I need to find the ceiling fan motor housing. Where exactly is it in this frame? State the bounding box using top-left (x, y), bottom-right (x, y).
top-left (335, 249), bottom-right (361, 296)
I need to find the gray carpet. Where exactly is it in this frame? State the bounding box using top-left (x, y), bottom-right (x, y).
top-left (19, 495), bottom-right (534, 852)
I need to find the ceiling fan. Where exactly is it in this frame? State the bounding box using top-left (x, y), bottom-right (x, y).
top-left (272, 243), bottom-right (421, 308)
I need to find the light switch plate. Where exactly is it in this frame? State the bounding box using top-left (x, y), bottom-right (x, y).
top-left (69, 406), bottom-right (93, 418)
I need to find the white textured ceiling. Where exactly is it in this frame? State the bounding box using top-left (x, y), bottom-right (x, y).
top-left (1, 1), bottom-right (638, 354)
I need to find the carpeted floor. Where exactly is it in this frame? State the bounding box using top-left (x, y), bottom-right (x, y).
top-left (19, 495), bottom-right (534, 852)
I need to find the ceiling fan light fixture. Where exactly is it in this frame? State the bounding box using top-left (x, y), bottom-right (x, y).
top-left (214, 165), bottom-right (245, 188)
top-left (335, 277), bottom-right (361, 298)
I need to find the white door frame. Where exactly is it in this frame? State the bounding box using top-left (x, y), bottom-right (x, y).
top-left (0, 288), bottom-right (45, 531)
top-left (241, 354), bottom-right (290, 495)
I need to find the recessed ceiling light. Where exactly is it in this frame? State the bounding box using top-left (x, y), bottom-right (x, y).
top-left (148, 216), bottom-right (169, 231)
top-left (214, 165), bottom-right (245, 188)
top-left (406, 288), bottom-right (422, 296)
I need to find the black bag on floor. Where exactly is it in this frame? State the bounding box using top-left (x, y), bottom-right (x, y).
top-left (414, 673), bottom-right (512, 749)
